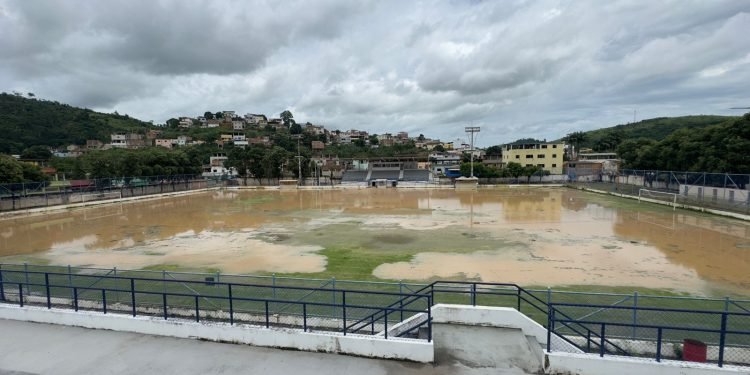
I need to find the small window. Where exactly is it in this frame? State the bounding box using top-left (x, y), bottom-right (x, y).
top-left (542, 145), bottom-right (548, 149)
top-left (526, 155), bottom-right (533, 159)
top-left (552, 154), bottom-right (557, 158)
top-left (526, 164), bottom-right (533, 167)
top-left (552, 164), bottom-right (557, 168)
top-left (537, 154), bottom-right (545, 158)
top-left (537, 164), bottom-right (544, 167)
top-left (553, 145), bottom-right (557, 148)
top-left (515, 155), bottom-right (520, 159)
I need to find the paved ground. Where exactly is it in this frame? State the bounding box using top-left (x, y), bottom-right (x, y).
top-left (0, 319), bottom-right (529, 375)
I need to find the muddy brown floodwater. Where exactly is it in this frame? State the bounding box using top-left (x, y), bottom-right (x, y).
top-left (0, 188), bottom-right (748, 296)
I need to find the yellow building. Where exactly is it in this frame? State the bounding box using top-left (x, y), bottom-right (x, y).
top-left (502, 142), bottom-right (565, 174)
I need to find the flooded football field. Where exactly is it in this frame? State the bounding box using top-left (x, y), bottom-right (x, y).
top-left (1, 188), bottom-right (748, 296)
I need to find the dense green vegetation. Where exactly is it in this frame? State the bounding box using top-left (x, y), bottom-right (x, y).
top-left (616, 113), bottom-right (750, 172)
top-left (0, 93), bottom-right (154, 154)
top-left (49, 147), bottom-right (203, 179)
top-left (0, 154), bottom-right (48, 183)
top-left (562, 115), bottom-right (734, 152)
top-left (559, 114), bottom-right (750, 173)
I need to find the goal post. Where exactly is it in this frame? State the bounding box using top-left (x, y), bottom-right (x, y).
top-left (638, 188), bottom-right (677, 210)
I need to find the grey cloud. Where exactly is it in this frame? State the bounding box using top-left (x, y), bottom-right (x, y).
top-left (1, 0), bottom-right (749, 146)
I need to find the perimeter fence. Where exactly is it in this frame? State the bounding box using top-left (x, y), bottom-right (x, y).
top-left (0, 174), bottom-right (220, 212)
top-left (2, 263), bottom-right (750, 358)
top-left (569, 169), bottom-right (750, 215)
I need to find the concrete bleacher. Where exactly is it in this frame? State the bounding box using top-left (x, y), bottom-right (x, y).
top-left (341, 169), bottom-right (432, 184)
top-left (401, 170), bottom-right (430, 182)
top-left (341, 171), bottom-right (368, 182)
top-left (369, 170), bottom-right (401, 181)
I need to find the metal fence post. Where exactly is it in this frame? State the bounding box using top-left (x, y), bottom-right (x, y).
top-left (272, 273), bottom-right (276, 299)
top-left (656, 328), bottom-right (662, 362)
top-left (0, 265), bottom-right (5, 301)
top-left (517, 288), bottom-right (521, 312)
top-left (73, 288), bottom-right (78, 311)
top-left (18, 284), bottom-right (23, 307)
top-left (130, 278), bottom-right (136, 317)
top-left (427, 297), bottom-right (432, 342)
top-left (102, 289), bottom-right (107, 314)
top-left (303, 303), bottom-right (307, 332)
top-left (599, 324), bottom-right (606, 357)
top-left (718, 313), bottom-right (727, 367)
top-left (471, 283), bottom-right (476, 306)
top-left (632, 291), bottom-right (638, 339)
top-left (194, 295), bottom-right (199, 322)
top-left (384, 309), bottom-right (388, 339)
top-left (162, 293), bottom-right (168, 320)
top-left (68, 265), bottom-right (73, 301)
top-left (45, 273), bottom-right (51, 308)
top-left (228, 284), bottom-right (234, 325)
top-left (24, 263), bottom-right (29, 296)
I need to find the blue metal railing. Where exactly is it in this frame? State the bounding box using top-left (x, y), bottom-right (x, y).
top-left (548, 303), bottom-right (750, 367)
top-left (0, 269), bottom-right (431, 340)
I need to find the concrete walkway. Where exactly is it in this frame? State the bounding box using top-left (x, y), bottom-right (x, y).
top-left (0, 319), bottom-right (529, 375)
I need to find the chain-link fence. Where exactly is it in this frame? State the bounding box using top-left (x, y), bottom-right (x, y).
top-left (0, 174), bottom-right (219, 211)
top-left (568, 170), bottom-right (750, 215)
top-left (549, 303), bottom-right (750, 367)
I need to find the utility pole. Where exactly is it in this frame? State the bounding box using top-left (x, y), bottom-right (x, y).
top-left (292, 134), bottom-right (303, 185)
top-left (465, 126), bottom-right (480, 178)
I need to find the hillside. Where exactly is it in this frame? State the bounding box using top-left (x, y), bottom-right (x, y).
top-left (0, 93), bottom-right (155, 154)
top-left (563, 115), bottom-right (736, 151)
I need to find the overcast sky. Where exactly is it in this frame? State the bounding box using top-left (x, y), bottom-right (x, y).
top-left (1, 1), bottom-right (749, 146)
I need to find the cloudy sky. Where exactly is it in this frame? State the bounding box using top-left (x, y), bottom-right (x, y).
top-left (1, 1), bottom-right (749, 146)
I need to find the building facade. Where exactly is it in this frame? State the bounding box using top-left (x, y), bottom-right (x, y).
top-left (502, 142), bottom-right (565, 174)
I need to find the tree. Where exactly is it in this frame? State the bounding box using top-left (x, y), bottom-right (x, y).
top-left (290, 122), bottom-right (303, 134)
top-left (215, 112), bottom-right (223, 119)
top-left (166, 118), bottom-right (180, 129)
top-left (417, 134), bottom-right (426, 142)
top-left (433, 144), bottom-right (445, 152)
top-left (280, 110), bottom-right (294, 127)
top-left (203, 112), bottom-right (214, 120)
top-left (505, 162), bottom-right (524, 179)
top-left (227, 147), bottom-right (252, 185)
top-left (21, 145), bottom-right (52, 160)
top-left (368, 135), bottom-right (379, 145)
top-left (522, 165), bottom-right (542, 183)
top-left (564, 131), bottom-right (588, 153)
top-left (0, 155), bottom-right (24, 183)
top-left (485, 145), bottom-right (502, 156)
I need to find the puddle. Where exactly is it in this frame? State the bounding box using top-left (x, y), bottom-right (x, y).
top-left (0, 188), bottom-right (748, 295)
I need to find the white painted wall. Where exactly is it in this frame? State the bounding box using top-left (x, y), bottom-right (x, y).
top-left (0, 305), bottom-right (433, 363)
top-left (547, 352), bottom-right (750, 375)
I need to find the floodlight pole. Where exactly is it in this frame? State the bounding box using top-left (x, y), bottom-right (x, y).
top-left (292, 134), bottom-right (303, 185)
top-left (465, 127), bottom-right (480, 178)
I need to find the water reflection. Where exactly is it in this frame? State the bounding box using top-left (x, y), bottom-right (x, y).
top-left (0, 188), bottom-right (747, 295)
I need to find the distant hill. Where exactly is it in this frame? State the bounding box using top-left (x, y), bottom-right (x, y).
top-left (0, 93), bottom-right (155, 154)
top-left (563, 115), bottom-right (736, 151)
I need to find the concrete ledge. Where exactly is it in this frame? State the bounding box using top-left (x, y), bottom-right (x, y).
top-left (0, 187), bottom-right (220, 219)
top-left (0, 305), bottom-right (433, 363)
top-left (431, 304), bottom-right (580, 353)
top-left (570, 185), bottom-right (750, 221)
top-left (547, 351), bottom-right (750, 375)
